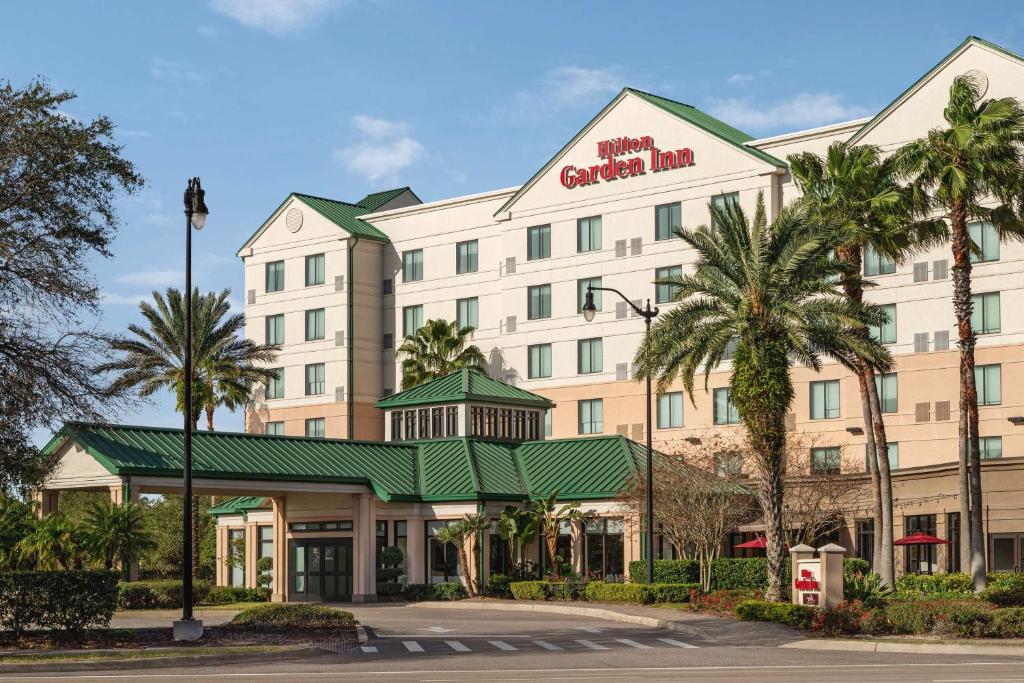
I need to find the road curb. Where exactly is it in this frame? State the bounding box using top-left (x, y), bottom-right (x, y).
top-left (781, 638), bottom-right (1024, 657)
top-left (0, 645), bottom-right (330, 674)
top-left (356, 624), bottom-right (369, 645)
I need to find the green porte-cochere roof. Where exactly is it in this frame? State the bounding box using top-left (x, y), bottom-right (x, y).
top-left (376, 368), bottom-right (553, 410)
top-left (208, 495), bottom-right (268, 516)
top-left (44, 423), bottom-right (649, 503)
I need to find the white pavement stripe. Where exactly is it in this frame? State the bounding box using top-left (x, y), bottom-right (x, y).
top-left (576, 639), bottom-right (610, 650)
top-left (576, 626), bottom-right (603, 633)
top-left (616, 638), bottom-right (654, 649)
top-left (359, 646), bottom-right (378, 653)
top-left (402, 640), bottom-right (425, 653)
top-left (445, 640), bottom-right (471, 652)
top-left (533, 640), bottom-right (563, 651)
top-left (489, 640), bottom-right (518, 651)
top-left (658, 637), bottom-right (699, 649)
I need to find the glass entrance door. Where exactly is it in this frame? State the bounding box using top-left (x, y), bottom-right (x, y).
top-left (990, 534), bottom-right (1024, 573)
top-left (289, 538), bottom-right (353, 602)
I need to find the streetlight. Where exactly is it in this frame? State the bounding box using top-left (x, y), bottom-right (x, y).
top-left (581, 285), bottom-right (659, 584)
top-left (173, 177), bottom-right (208, 642)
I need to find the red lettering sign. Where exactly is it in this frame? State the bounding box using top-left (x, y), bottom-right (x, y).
top-left (559, 135), bottom-right (695, 189)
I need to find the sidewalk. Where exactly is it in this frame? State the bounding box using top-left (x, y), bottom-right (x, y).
top-left (110, 608), bottom-right (240, 629)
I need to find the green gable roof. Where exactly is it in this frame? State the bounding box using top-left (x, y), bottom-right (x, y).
top-left (292, 193), bottom-right (390, 241)
top-left (44, 423), bottom-right (647, 502)
top-left (376, 368), bottom-right (553, 410)
top-left (356, 187), bottom-right (417, 212)
top-left (208, 496), bottom-right (268, 516)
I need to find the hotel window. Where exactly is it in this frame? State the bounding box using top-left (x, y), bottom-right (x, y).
top-left (527, 284), bottom-right (551, 320)
top-left (863, 245), bottom-right (896, 275)
top-left (265, 314), bottom-right (284, 345)
top-left (514, 410), bottom-right (526, 440)
top-left (265, 421), bottom-right (284, 436)
top-left (419, 409), bottom-right (430, 438)
top-left (946, 513), bottom-right (960, 573)
top-left (577, 277), bottom-right (602, 313)
top-left (428, 521), bottom-right (461, 584)
top-left (431, 408), bottom-right (443, 437)
top-left (528, 411), bottom-right (540, 440)
top-left (402, 249), bottom-right (423, 282)
top-left (713, 388), bottom-right (740, 425)
top-left (657, 391), bottom-right (683, 429)
top-left (722, 337), bottom-right (738, 361)
top-left (402, 305), bottom-right (423, 338)
top-left (866, 442), bottom-right (899, 471)
top-left (305, 253), bottom-right (325, 286)
top-left (711, 192), bottom-right (738, 229)
top-left (265, 260), bottom-right (284, 293)
top-left (577, 338), bottom-right (603, 375)
top-left (228, 529), bottom-right (245, 586)
top-left (539, 519), bottom-right (573, 575)
top-left (446, 406), bottom-right (458, 436)
top-left (870, 304), bottom-right (897, 345)
top-left (811, 447), bottom-right (841, 475)
top-left (501, 409), bottom-right (512, 439)
top-left (875, 373), bottom-right (898, 413)
top-left (655, 265), bottom-right (682, 304)
top-left (971, 292), bottom-right (1000, 334)
top-left (456, 297), bottom-right (478, 330)
top-left (376, 520), bottom-right (388, 567)
top-left (456, 240), bottom-right (478, 274)
top-left (485, 407), bottom-right (498, 437)
top-left (655, 202), bottom-right (681, 241)
top-left (810, 379), bottom-right (840, 419)
top-left (969, 221), bottom-right (1000, 263)
top-left (305, 417), bottom-right (325, 438)
top-left (585, 518), bottom-right (625, 581)
top-left (578, 398), bottom-right (603, 435)
top-left (391, 411), bottom-right (402, 441)
top-left (394, 521), bottom-right (408, 581)
top-left (305, 308), bottom-right (325, 341)
top-left (266, 368), bottom-right (284, 400)
top-left (980, 436), bottom-right (1003, 459)
top-left (470, 406), bottom-right (484, 436)
top-left (544, 408), bottom-right (552, 437)
top-left (528, 343), bottom-right (552, 379)
top-left (304, 363), bottom-right (325, 396)
top-left (527, 225), bottom-right (551, 261)
top-left (905, 514), bottom-right (938, 574)
top-left (975, 364), bottom-right (1001, 406)
top-left (856, 519), bottom-right (874, 566)
top-left (577, 215), bottom-right (602, 253)
top-left (405, 410), bottom-right (417, 439)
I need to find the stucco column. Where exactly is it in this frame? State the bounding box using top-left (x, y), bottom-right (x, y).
top-left (216, 525), bottom-right (229, 587)
top-left (406, 517), bottom-right (424, 584)
top-left (271, 496), bottom-right (287, 603)
top-left (625, 515), bottom-right (642, 578)
top-left (479, 528), bottom-right (491, 588)
top-left (571, 520), bottom-right (584, 575)
top-left (353, 492), bottom-right (377, 602)
top-left (33, 489), bottom-right (59, 518)
top-left (244, 522), bottom-right (258, 589)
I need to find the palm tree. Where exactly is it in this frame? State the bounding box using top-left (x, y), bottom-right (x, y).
top-left (531, 491), bottom-right (583, 579)
top-left (434, 513), bottom-right (490, 596)
top-left (396, 319), bottom-right (487, 390)
top-left (97, 287), bottom-right (278, 576)
top-left (895, 74), bottom-right (1024, 591)
top-left (637, 193), bottom-right (892, 601)
top-left (16, 514), bottom-right (85, 570)
top-left (788, 142), bottom-right (935, 586)
top-left (81, 501), bottom-right (155, 572)
top-left (497, 505), bottom-right (539, 571)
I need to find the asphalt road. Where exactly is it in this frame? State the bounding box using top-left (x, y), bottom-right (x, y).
top-left (5, 605), bottom-right (1024, 682)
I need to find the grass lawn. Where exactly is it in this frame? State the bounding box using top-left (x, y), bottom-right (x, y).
top-left (0, 645), bottom-right (289, 665)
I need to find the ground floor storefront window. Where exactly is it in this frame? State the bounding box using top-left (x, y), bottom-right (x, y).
top-left (539, 520), bottom-right (573, 575)
top-left (490, 522), bottom-right (513, 576)
top-left (585, 518), bottom-right (624, 581)
top-left (946, 513), bottom-right (961, 573)
top-left (228, 528), bottom-right (245, 587)
top-left (905, 514), bottom-right (937, 574)
top-left (990, 533), bottom-right (1024, 573)
top-left (427, 521), bottom-right (460, 584)
top-left (856, 519), bottom-right (874, 567)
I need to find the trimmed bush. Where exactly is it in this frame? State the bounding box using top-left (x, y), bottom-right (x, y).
top-left (116, 579), bottom-right (212, 609)
top-left (485, 573), bottom-right (513, 598)
top-left (895, 572), bottom-right (973, 598)
top-left (735, 600), bottom-right (814, 629)
top-left (431, 582), bottom-right (468, 601)
top-left (647, 583), bottom-right (700, 603)
top-left (509, 581), bottom-right (547, 601)
top-left (584, 581), bottom-right (652, 604)
top-left (811, 600), bottom-right (867, 635)
top-left (982, 588), bottom-right (1024, 607)
top-left (629, 559), bottom-right (700, 584)
top-left (228, 604), bottom-right (355, 629)
top-left (0, 570), bottom-right (119, 635)
top-left (990, 608), bottom-right (1024, 638)
top-left (691, 588), bottom-right (760, 612)
top-left (842, 558), bottom-right (870, 577)
top-left (404, 584), bottom-right (433, 602)
top-left (990, 573), bottom-right (1024, 591)
top-left (629, 558), bottom-right (868, 591)
top-left (206, 586), bottom-right (271, 604)
top-left (843, 572), bottom-right (892, 607)
top-left (933, 602), bottom-right (995, 638)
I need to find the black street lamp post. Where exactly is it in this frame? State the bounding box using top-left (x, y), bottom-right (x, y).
top-left (173, 178), bottom-right (208, 642)
top-left (581, 285), bottom-right (658, 584)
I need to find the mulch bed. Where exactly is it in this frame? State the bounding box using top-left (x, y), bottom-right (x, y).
top-left (0, 626), bottom-right (358, 652)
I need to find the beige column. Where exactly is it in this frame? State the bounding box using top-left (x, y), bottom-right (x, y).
top-left (353, 492), bottom-right (377, 602)
top-left (406, 517), bottom-right (424, 585)
top-left (624, 515), bottom-right (642, 578)
top-left (571, 520), bottom-right (585, 575)
top-left (216, 525), bottom-right (229, 587)
top-left (271, 497), bottom-right (288, 603)
top-left (244, 522), bottom-right (258, 588)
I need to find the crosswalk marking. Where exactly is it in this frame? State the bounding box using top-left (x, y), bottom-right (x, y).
top-left (575, 639), bottom-right (609, 650)
top-left (658, 637), bottom-right (699, 649)
top-left (402, 640), bottom-right (424, 653)
top-left (616, 638), bottom-right (653, 649)
top-left (360, 646), bottom-right (378, 653)
top-left (445, 640), bottom-right (470, 652)
top-left (489, 640), bottom-right (517, 651)
top-left (576, 626), bottom-right (603, 633)
top-left (533, 640), bottom-right (562, 651)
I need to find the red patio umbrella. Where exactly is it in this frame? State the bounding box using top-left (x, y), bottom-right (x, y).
top-left (734, 536), bottom-right (768, 549)
top-left (894, 531), bottom-right (951, 545)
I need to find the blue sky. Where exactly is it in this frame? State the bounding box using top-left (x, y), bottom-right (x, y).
top-left (6, 0), bottom-right (1024, 438)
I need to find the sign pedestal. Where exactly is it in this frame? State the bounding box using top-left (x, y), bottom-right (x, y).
top-left (790, 543), bottom-right (845, 609)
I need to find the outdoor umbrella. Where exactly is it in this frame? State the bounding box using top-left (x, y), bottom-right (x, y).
top-left (734, 536), bottom-right (789, 549)
top-left (893, 531), bottom-right (951, 545)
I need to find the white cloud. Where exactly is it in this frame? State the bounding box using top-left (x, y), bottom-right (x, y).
top-left (334, 115), bottom-right (424, 182)
top-left (116, 270), bottom-right (182, 288)
top-left (706, 93), bottom-right (871, 132)
top-left (727, 73), bottom-right (755, 85)
top-left (150, 58), bottom-right (211, 85)
top-left (503, 66), bottom-right (624, 121)
top-left (210, 0), bottom-right (338, 35)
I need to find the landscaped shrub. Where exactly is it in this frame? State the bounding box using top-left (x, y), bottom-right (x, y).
top-left (842, 558), bottom-right (870, 578)
top-left (735, 599), bottom-right (814, 629)
top-left (989, 573), bottom-right (1024, 591)
top-left (647, 583), bottom-right (700, 603)
top-left (0, 570), bottom-right (119, 635)
top-left (895, 572), bottom-right (973, 598)
top-left (486, 573), bottom-right (513, 598)
top-left (509, 581), bottom-right (548, 601)
top-left (404, 584), bottom-right (433, 601)
top-left (983, 574), bottom-right (1024, 606)
top-left (228, 604), bottom-right (355, 629)
top-left (116, 579), bottom-right (212, 609)
top-left (628, 559), bottom-right (700, 584)
top-left (990, 608), bottom-right (1024, 638)
top-left (585, 581), bottom-right (652, 603)
top-left (629, 558), bottom-right (869, 591)
top-left (811, 600), bottom-right (867, 635)
top-left (932, 602), bottom-right (996, 638)
top-left (429, 582), bottom-right (467, 601)
top-left (376, 546), bottom-right (404, 598)
top-left (843, 572), bottom-right (892, 607)
top-left (690, 588), bottom-right (760, 612)
top-left (861, 606), bottom-right (891, 635)
top-left (206, 585), bottom-right (271, 604)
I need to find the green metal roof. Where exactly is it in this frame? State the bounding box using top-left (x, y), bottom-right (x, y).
top-left (356, 187), bottom-right (417, 212)
top-left (208, 496), bottom-right (268, 516)
top-left (376, 368), bottom-right (553, 409)
top-left (44, 423), bottom-right (648, 503)
top-left (292, 193), bottom-right (390, 241)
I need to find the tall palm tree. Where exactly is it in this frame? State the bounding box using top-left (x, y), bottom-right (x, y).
top-left (531, 491), bottom-right (583, 579)
top-left (788, 142), bottom-right (936, 586)
top-left (895, 74), bottom-right (1024, 591)
top-left (638, 193), bottom-right (892, 601)
top-left (81, 501), bottom-right (156, 572)
top-left (97, 287), bottom-right (279, 575)
top-left (396, 318), bottom-right (486, 390)
top-left (434, 513), bottom-right (490, 596)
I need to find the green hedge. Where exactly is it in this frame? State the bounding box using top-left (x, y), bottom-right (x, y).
top-left (206, 586), bottom-right (271, 604)
top-left (116, 579), bottom-right (212, 609)
top-left (734, 600), bottom-right (814, 629)
top-left (648, 583), bottom-right (700, 603)
top-left (895, 572), bottom-right (973, 598)
top-left (508, 580), bottom-right (698, 604)
top-left (228, 604), bottom-right (355, 629)
top-left (983, 574), bottom-right (1024, 606)
top-left (629, 557), bottom-right (870, 590)
top-left (0, 570), bottom-right (119, 635)
top-left (509, 581), bottom-right (547, 601)
top-left (584, 582), bottom-right (651, 603)
top-left (404, 582), bottom-right (467, 601)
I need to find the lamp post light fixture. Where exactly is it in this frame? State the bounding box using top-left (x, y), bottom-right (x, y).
top-left (582, 285), bottom-right (659, 583)
top-left (173, 177), bottom-right (208, 642)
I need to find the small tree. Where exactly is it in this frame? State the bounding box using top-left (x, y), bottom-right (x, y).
top-left (497, 505), bottom-right (539, 574)
top-left (16, 514), bottom-right (86, 570)
top-left (256, 556), bottom-right (273, 589)
top-left (780, 437), bottom-right (860, 548)
top-left (81, 501), bottom-right (156, 571)
top-left (434, 513), bottom-right (490, 597)
top-left (377, 545), bottom-right (404, 596)
top-left (531, 492), bottom-right (583, 579)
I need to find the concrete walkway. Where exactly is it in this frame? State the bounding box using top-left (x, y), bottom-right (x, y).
top-left (110, 608), bottom-right (241, 629)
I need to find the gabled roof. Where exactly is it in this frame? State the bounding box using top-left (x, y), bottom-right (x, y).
top-left (848, 36), bottom-right (1024, 146)
top-left (376, 368), bottom-right (553, 410)
top-left (494, 87), bottom-right (786, 217)
top-left (43, 423), bottom-right (648, 502)
top-left (355, 187), bottom-right (418, 212)
top-left (209, 496), bottom-right (268, 516)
